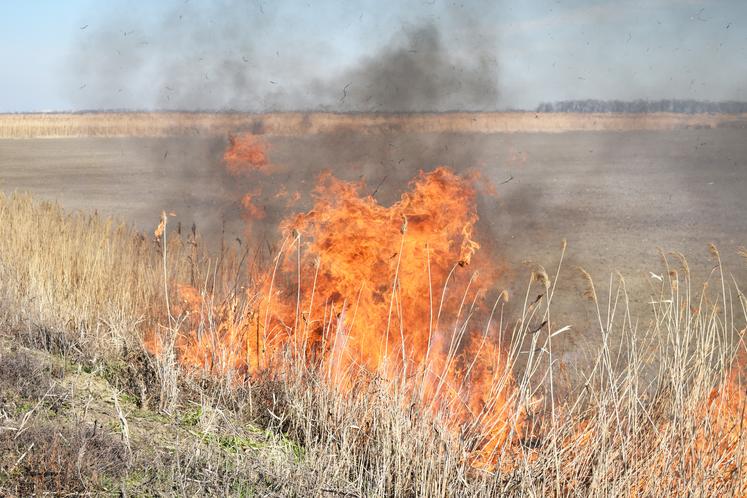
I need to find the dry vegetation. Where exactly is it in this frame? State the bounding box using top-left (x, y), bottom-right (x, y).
top-left (0, 192), bottom-right (746, 496)
top-left (0, 111), bottom-right (746, 138)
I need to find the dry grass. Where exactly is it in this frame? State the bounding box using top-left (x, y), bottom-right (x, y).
top-left (0, 193), bottom-right (746, 496)
top-left (0, 193), bottom-right (161, 358)
top-left (1, 419), bottom-right (130, 495)
top-left (0, 111), bottom-right (745, 138)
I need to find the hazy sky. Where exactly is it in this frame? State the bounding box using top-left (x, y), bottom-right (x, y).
top-left (1, 0), bottom-right (745, 112)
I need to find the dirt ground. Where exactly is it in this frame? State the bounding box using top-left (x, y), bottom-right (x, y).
top-left (2, 129), bottom-right (746, 358)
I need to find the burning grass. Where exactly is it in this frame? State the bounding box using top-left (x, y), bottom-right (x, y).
top-left (224, 132), bottom-right (273, 175)
top-left (0, 185), bottom-right (746, 495)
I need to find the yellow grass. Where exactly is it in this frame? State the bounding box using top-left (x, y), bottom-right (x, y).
top-left (0, 194), bottom-right (234, 359)
top-left (0, 112), bottom-right (745, 138)
top-left (0, 193), bottom-right (160, 355)
top-left (0, 193), bottom-right (746, 496)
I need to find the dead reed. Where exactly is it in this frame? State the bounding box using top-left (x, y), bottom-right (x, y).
top-left (0, 193), bottom-right (745, 496)
top-left (0, 112), bottom-right (743, 138)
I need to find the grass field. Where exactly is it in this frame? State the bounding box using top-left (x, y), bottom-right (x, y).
top-left (0, 111), bottom-right (746, 138)
top-left (0, 192), bottom-right (745, 496)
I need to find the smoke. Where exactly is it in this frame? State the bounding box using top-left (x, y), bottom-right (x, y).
top-left (320, 24), bottom-right (499, 112)
top-left (66, 1), bottom-right (500, 112)
top-left (64, 0), bottom-right (508, 281)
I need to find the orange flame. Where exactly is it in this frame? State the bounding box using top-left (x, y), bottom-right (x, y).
top-left (241, 191), bottom-right (266, 220)
top-left (152, 154), bottom-right (522, 463)
top-left (693, 353), bottom-right (747, 491)
top-left (173, 283), bottom-right (256, 375)
top-left (144, 132), bottom-right (747, 485)
top-left (223, 133), bottom-right (272, 175)
top-left (264, 167), bottom-right (520, 460)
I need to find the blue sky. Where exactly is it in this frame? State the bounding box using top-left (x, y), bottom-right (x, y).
top-left (1, 0), bottom-right (745, 112)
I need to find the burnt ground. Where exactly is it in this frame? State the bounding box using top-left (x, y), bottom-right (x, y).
top-left (1, 129), bottom-right (746, 361)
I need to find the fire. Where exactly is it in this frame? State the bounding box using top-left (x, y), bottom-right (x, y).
top-left (223, 132), bottom-right (272, 175)
top-left (147, 132), bottom-right (747, 483)
top-left (141, 132), bottom-right (747, 487)
top-left (682, 353), bottom-right (747, 492)
top-left (153, 141), bottom-right (523, 463)
top-left (241, 191), bottom-right (266, 220)
top-left (257, 166), bottom-right (521, 458)
top-left (270, 167), bottom-right (486, 367)
top-left (173, 283), bottom-right (257, 375)
top-left (625, 355), bottom-right (747, 494)
top-left (274, 186), bottom-right (301, 207)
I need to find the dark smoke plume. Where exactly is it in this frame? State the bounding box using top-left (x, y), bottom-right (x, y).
top-left (321, 24), bottom-right (499, 112)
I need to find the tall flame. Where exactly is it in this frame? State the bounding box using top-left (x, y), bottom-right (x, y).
top-left (162, 134), bottom-right (522, 462)
top-left (143, 132), bottom-right (747, 483)
top-left (260, 165), bottom-right (519, 459)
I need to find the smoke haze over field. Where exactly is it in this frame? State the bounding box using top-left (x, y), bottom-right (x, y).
top-left (65, 1), bottom-right (501, 112)
top-left (325, 24), bottom-right (499, 111)
top-left (0, 0), bottom-right (738, 112)
top-left (0, 1), bottom-right (745, 111)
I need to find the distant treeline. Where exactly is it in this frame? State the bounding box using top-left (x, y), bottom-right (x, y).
top-left (536, 100), bottom-right (747, 114)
